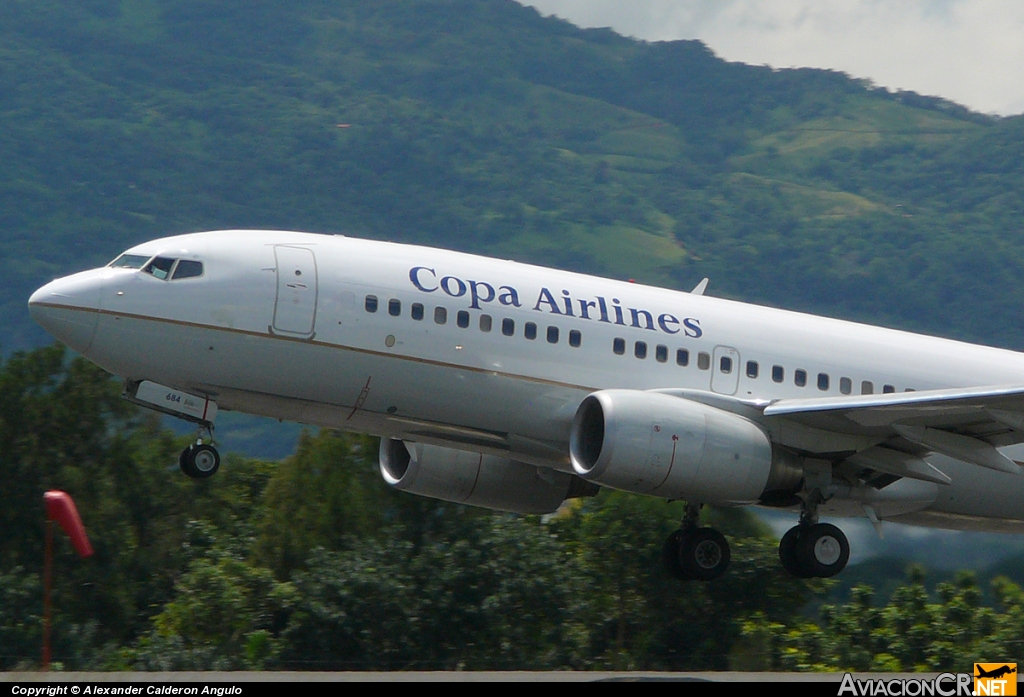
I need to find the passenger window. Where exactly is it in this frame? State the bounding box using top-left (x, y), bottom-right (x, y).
top-left (172, 260), bottom-right (203, 279)
top-left (547, 326), bottom-right (559, 344)
top-left (457, 310), bottom-right (470, 328)
top-left (905, 388), bottom-right (916, 392)
top-left (840, 377), bottom-right (852, 395)
top-left (795, 369), bottom-right (807, 387)
top-left (720, 356), bottom-right (733, 373)
top-left (365, 295), bottom-right (379, 313)
top-left (883, 384), bottom-right (895, 393)
top-left (747, 361), bottom-right (759, 378)
top-left (676, 349), bottom-right (689, 366)
top-left (502, 318), bottom-right (515, 336)
top-left (569, 330), bottom-right (582, 347)
top-left (434, 307), bottom-right (447, 325)
top-left (524, 322), bottom-right (537, 340)
top-left (656, 345), bottom-right (668, 363)
top-left (411, 303), bottom-right (424, 321)
top-left (861, 381), bottom-right (874, 395)
top-left (479, 314), bottom-right (492, 332)
top-left (389, 299), bottom-right (401, 317)
top-left (697, 352), bottom-right (710, 370)
top-left (143, 256), bottom-right (175, 280)
top-left (613, 338), bottom-right (625, 355)
top-left (772, 365), bottom-right (784, 383)
top-left (817, 373), bottom-right (830, 391)
top-left (635, 341), bottom-right (648, 359)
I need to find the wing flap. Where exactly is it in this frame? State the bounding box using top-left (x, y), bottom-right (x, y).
top-left (846, 446), bottom-right (953, 485)
top-left (893, 424), bottom-right (1021, 475)
top-left (762, 384), bottom-right (1024, 477)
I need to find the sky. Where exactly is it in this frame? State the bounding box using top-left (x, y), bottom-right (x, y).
top-left (520, 0), bottom-right (1024, 117)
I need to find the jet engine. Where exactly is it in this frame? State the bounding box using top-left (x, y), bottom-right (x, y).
top-left (379, 439), bottom-right (598, 514)
top-left (569, 390), bottom-right (800, 504)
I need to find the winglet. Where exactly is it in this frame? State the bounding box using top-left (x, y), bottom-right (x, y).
top-left (691, 278), bottom-right (709, 295)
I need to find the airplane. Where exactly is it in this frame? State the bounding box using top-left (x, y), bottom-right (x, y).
top-left (976, 665), bottom-right (1017, 680)
top-left (27, 229), bottom-right (1024, 581)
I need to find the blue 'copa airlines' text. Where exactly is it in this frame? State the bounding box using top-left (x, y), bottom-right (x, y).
top-left (409, 267), bottom-right (702, 338)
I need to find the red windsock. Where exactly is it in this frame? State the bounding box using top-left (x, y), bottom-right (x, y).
top-left (43, 491), bottom-right (93, 558)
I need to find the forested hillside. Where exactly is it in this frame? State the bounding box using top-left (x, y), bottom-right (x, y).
top-left (4, 0), bottom-right (1024, 352)
top-left (5, 0), bottom-right (1024, 672)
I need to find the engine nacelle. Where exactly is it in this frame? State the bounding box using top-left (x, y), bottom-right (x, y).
top-left (569, 389), bottom-right (783, 505)
top-left (379, 439), bottom-right (597, 514)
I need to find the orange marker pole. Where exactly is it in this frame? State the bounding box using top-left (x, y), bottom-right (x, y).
top-left (41, 490), bottom-right (93, 670)
top-left (42, 519), bottom-right (52, 671)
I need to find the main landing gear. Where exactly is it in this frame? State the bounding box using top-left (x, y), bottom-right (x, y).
top-left (661, 495), bottom-right (852, 581)
top-left (779, 491), bottom-right (850, 578)
top-left (662, 503), bottom-right (731, 581)
top-left (179, 423), bottom-right (221, 479)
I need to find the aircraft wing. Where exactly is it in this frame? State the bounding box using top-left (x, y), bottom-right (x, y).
top-left (763, 384), bottom-right (1024, 482)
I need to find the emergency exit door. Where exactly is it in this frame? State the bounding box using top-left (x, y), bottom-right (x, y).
top-left (711, 345), bottom-right (740, 395)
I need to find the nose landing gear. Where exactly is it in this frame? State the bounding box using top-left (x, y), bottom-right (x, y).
top-left (179, 423), bottom-right (220, 479)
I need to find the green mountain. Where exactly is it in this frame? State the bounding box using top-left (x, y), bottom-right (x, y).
top-left (5, 0), bottom-right (1024, 356)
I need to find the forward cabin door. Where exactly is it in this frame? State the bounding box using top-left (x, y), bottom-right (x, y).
top-left (711, 345), bottom-right (740, 395)
top-left (272, 246), bottom-right (318, 339)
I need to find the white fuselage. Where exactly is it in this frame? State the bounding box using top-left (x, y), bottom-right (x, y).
top-left (28, 230), bottom-right (1024, 530)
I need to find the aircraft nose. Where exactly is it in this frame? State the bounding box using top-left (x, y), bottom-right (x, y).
top-left (28, 270), bottom-right (104, 353)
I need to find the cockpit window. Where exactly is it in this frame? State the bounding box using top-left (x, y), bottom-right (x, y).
top-left (172, 260), bottom-right (204, 279)
top-left (142, 256), bottom-right (175, 280)
top-left (109, 254), bottom-right (150, 269)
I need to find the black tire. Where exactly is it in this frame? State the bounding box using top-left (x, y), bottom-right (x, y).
top-left (679, 527), bottom-right (730, 581)
top-left (182, 444), bottom-right (220, 479)
top-left (796, 523), bottom-right (850, 578)
top-left (779, 525), bottom-right (812, 578)
top-left (662, 529), bottom-right (690, 580)
top-left (178, 447), bottom-right (190, 475)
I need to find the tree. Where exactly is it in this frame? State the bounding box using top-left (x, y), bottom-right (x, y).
top-left (743, 567), bottom-right (1024, 671)
top-left (553, 493), bottom-right (823, 670)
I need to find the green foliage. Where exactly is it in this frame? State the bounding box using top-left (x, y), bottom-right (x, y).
top-left (744, 567), bottom-right (1024, 671)
top-left (276, 516), bottom-right (580, 670)
top-left (0, 345), bottom-right (278, 669)
top-left (554, 494), bottom-right (822, 670)
top-left (254, 431), bottom-right (384, 579)
top-left (132, 546), bottom-right (295, 670)
top-left (0, 567), bottom-right (41, 670)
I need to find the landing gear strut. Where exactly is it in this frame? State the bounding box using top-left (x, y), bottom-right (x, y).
top-left (179, 422), bottom-right (220, 479)
top-left (779, 490), bottom-right (850, 578)
top-left (662, 503), bottom-right (731, 581)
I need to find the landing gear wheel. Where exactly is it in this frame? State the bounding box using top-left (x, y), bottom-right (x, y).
top-left (180, 443), bottom-right (221, 479)
top-left (796, 523), bottom-right (849, 578)
top-left (779, 525), bottom-right (813, 578)
top-left (679, 527), bottom-right (731, 581)
top-left (662, 529), bottom-right (690, 580)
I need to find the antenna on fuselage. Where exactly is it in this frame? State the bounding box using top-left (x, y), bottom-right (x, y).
top-left (691, 278), bottom-right (709, 295)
